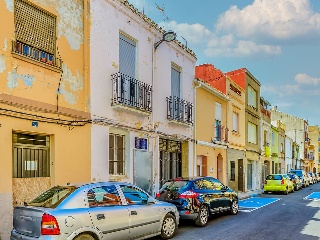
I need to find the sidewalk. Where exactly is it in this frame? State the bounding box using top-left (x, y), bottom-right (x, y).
top-left (238, 189), bottom-right (263, 200)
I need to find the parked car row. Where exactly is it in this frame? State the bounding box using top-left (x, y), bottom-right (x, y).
top-left (263, 170), bottom-right (319, 195)
top-left (11, 177), bottom-right (238, 240)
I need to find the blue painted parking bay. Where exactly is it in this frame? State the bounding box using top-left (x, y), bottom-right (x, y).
top-left (239, 197), bottom-right (280, 212)
top-left (304, 192), bottom-right (320, 200)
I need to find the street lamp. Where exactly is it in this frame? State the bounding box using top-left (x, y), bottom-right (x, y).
top-left (154, 30), bottom-right (176, 50)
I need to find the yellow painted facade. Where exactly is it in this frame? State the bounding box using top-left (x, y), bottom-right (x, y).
top-left (195, 80), bottom-right (229, 185)
top-left (0, 1), bottom-right (91, 238)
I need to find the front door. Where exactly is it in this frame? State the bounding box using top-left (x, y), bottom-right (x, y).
top-left (87, 185), bottom-right (129, 240)
top-left (134, 150), bottom-right (153, 194)
top-left (120, 185), bottom-right (160, 239)
top-left (238, 159), bottom-right (244, 192)
top-left (247, 163), bottom-right (253, 190)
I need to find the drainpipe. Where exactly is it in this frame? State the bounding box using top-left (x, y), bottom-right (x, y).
top-left (193, 79), bottom-right (202, 177)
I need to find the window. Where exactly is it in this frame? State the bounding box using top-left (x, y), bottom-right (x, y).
top-left (13, 133), bottom-right (50, 178)
top-left (120, 185), bottom-right (148, 205)
top-left (87, 185), bottom-right (121, 207)
top-left (230, 161), bottom-right (235, 181)
top-left (215, 102), bottom-right (222, 140)
top-left (248, 122), bottom-right (257, 144)
top-left (210, 178), bottom-right (224, 190)
top-left (194, 179), bottom-right (214, 190)
top-left (109, 133), bottom-right (125, 175)
top-left (248, 85), bottom-right (257, 108)
top-left (171, 63), bottom-right (181, 98)
top-left (119, 33), bottom-right (136, 78)
top-left (14, 0), bottom-right (59, 66)
top-left (232, 112), bottom-right (239, 132)
top-left (272, 132), bottom-right (275, 146)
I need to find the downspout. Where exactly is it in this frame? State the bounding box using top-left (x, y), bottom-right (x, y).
top-left (193, 79), bottom-right (202, 177)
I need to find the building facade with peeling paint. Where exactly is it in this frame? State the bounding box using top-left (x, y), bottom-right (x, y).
top-left (89, 0), bottom-right (196, 195)
top-left (193, 78), bottom-right (229, 185)
top-left (0, 0), bottom-right (90, 238)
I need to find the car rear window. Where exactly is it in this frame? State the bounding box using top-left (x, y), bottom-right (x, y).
top-left (266, 175), bottom-right (282, 180)
top-left (28, 186), bottom-right (77, 208)
top-left (160, 181), bottom-right (188, 191)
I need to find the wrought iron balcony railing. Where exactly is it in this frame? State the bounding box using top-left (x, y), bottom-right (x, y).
top-left (166, 96), bottom-right (193, 125)
top-left (11, 40), bottom-right (62, 69)
top-left (214, 124), bottom-right (229, 143)
top-left (111, 72), bottom-right (152, 113)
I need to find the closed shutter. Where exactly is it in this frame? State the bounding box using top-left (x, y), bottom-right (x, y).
top-left (119, 33), bottom-right (136, 78)
top-left (171, 65), bottom-right (180, 98)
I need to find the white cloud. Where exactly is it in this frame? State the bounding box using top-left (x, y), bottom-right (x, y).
top-left (295, 73), bottom-right (320, 85)
top-left (216, 0), bottom-right (320, 41)
top-left (205, 40), bottom-right (281, 57)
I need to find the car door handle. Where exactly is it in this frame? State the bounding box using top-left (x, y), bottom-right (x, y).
top-left (97, 214), bottom-right (105, 220)
top-left (131, 211), bottom-right (137, 215)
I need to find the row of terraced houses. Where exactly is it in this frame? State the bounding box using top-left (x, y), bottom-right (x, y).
top-left (1, 0), bottom-right (320, 238)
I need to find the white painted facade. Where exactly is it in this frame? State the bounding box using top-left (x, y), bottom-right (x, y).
top-left (271, 107), bottom-right (307, 170)
top-left (90, 0), bottom-right (196, 194)
top-left (285, 136), bottom-right (293, 172)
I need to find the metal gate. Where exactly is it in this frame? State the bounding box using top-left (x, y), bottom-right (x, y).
top-left (159, 139), bottom-right (182, 187)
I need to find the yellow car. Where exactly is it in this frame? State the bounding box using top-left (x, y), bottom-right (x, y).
top-left (263, 174), bottom-right (294, 195)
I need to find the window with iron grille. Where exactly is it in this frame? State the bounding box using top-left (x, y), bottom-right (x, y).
top-left (109, 133), bottom-right (125, 175)
top-left (13, 0), bottom-right (60, 67)
top-left (12, 132), bottom-right (50, 178)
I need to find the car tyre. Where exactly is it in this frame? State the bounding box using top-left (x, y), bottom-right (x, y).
top-left (160, 213), bottom-right (177, 239)
top-left (74, 234), bottom-right (95, 240)
top-left (229, 200), bottom-right (238, 215)
top-left (195, 205), bottom-right (209, 227)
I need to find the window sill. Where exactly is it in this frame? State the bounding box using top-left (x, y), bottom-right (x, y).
top-left (12, 52), bottom-right (62, 73)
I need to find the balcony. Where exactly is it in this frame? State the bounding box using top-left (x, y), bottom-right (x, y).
top-left (213, 124), bottom-right (229, 144)
top-left (304, 153), bottom-right (315, 160)
top-left (12, 40), bottom-right (62, 69)
top-left (166, 96), bottom-right (193, 125)
top-left (111, 72), bottom-right (152, 113)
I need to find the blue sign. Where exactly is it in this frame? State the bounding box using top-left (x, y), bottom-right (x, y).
top-left (135, 137), bottom-right (148, 150)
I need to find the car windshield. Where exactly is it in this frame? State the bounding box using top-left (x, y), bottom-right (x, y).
top-left (161, 180), bottom-right (188, 191)
top-left (266, 175), bottom-right (282, 180)
top-left (28, 186), bottom-right (77, 208)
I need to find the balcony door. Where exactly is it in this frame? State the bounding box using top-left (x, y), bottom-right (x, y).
top-left (119, 33), bottom-right (136, 105)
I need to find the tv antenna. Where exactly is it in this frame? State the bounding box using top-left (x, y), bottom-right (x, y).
top-left (155, 3), bottom-right (171, 22)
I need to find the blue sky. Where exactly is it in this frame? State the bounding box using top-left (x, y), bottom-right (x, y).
top-left (131, 0), bottom-right (320, 126)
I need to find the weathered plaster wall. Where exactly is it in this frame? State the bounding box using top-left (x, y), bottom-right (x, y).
top-left (1, 0), bottom-right (88, 112)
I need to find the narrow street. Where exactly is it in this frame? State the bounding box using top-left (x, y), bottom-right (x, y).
top-left (151, 183), bottom-right (320, 240)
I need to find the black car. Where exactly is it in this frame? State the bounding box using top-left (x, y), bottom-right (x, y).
top-left (156, 176), bottom-right (238, 227)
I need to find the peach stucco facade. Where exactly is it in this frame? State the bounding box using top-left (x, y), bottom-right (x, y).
top-left (0, 0), bottom-right (91, 238)
top-left (194, 79), bottom-right (229, 185)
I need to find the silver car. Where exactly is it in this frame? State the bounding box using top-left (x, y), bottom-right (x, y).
top-left (11, 182), bottom-right (179, 240)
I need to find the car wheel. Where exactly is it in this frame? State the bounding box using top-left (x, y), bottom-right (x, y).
top-left (160, 213), bottom-right (177, 239)
top-left (229, 200), bottom-right (238, 215)
top-left (195, 205), bottom-right (209, 227)
top-left (74, 234), bottom-right (95, 240)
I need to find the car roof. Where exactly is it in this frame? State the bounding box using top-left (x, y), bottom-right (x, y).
top-left (57, 181), bottom-right (133, 188)
top-left (167, 176), bottom-right (217, 182)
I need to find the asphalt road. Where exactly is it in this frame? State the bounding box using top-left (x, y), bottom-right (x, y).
top-left (150, 182), bottom-right (320, 240)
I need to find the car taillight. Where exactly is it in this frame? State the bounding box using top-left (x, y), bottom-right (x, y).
top-left (179, 191), bottom-right (199, 199)
top-left (41, 213), bottom-right (60, 235)
top-left (156, 192), bottom-right (161, 198)
top-left (264, 180), bottom-right (267, 184)
top-left (281, 179), bottom-right (284, 185)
